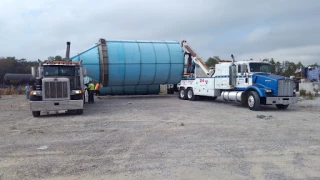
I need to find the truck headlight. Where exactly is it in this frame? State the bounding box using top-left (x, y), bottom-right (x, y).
top-left (265, 89), bottom-right (272, 93)
top-left (30, 91), bottom-right (42, 95)
top-left (72, 90), bottom-right (82, 94)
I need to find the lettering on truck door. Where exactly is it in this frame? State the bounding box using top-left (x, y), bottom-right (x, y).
top-left (196, 78), bottom-right (210, 95)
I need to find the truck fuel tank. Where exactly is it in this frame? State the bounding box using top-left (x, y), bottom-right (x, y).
top-left (221, 91), bottom-right (242, 102)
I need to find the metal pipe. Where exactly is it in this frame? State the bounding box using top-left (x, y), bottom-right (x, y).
top-left (31, 67), bottom-right (36, 77)
top-left (231, 54), bottom-right (235, 65)
top-left (66, 42), bottom-right (71, 60)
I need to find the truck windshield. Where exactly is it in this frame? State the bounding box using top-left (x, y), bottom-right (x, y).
top-left (249, 63), bottom-right (271, 73)
top-left (43, 66), bottom-right (76, 76)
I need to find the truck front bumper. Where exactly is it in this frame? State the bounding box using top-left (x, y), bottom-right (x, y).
top-left (266, 96), bottom-right (298, 105)
top-left (30, 100), bottom-right (83, 112)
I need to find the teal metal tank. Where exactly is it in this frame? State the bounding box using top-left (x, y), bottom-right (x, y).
top-left (83, 76), bottom-right (160, 95)
top-left (71, 39), bottom-right (184, 95)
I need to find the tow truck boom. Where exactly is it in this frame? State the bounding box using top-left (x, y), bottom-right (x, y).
top-left (181, 40), bottom-right (210, 77)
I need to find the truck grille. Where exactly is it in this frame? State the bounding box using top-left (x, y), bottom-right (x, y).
top-left (278, 79), bottom-right (294, 96)
top-left (44, 81), bottom-right (68, 99)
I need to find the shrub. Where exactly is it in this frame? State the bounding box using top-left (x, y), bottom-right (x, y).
top-left (307, 92), bottom-right (314, 100)
top-left (299, 89), bottom-right (306, 96)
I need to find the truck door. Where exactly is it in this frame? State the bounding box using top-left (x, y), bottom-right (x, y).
top-left (236, 64), bottom-right (249, 90)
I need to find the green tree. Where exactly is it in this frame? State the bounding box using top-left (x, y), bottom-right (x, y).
top-left (269, 58), bottom-right (276, 73)
top-left (55, 55), bottom-right (62, 60)
top-left (48, 56), bottom-right (55, 61)
top-left (295, 61), bottom-right (304, 77)
top-left (205, 56), bottom-right (220, 68)
top-left (0, 57), bottom-right (38, 83)
top-left (308, 62), bottom-right (319, 68)
top-left (275, 61), bottom-right (282, 75)
top-left (282, 61), bottom-right (297, 77)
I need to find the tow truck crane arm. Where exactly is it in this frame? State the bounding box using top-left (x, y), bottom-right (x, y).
top-left (181, 40), bottom-right (210, 76)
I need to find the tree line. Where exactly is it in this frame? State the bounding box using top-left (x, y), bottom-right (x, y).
top-left (0, 56), bottom-right (62, 83)
top-left (205, 56), bottom-right (318, 77)
top-left (1, 55), bottom-right (318, 84)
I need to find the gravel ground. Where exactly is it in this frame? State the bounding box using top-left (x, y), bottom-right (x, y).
top-left (0, 94), bottom-right (319, 180)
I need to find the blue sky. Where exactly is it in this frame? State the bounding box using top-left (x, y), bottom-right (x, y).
top-left (0, 0), bottom-right (319, 66)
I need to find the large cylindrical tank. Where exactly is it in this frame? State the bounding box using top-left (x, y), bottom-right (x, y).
top-left (71, 39), bottom-right (184, 95)
top-left (99, 85), bottom-right (160, 95)
top-left (82, 70), bottom-right (161, 95)
top-left (3, 73), bottom-right (34, 86)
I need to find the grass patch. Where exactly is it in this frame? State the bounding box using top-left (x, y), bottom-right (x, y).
top-left (314, 88), bottom-right (319, 97)
top-left (0, 86), bottom-right (26, 96)
top-left (299, 88), bottom-right (318, 100)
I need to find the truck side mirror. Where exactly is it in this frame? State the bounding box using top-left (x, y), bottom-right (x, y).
top-left (82, 67), bottom-right (87, 77)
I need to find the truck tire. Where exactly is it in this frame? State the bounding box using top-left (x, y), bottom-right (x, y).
top-left (76, 109), bottom-right (83, 115)
top-left (32, 111), bottom-right (40, 117)
top-left (211, 97), bottom-right (218, 101)
top-left (247, 91), bottom-right (260, 111)
top-left (276, 104), bottom-right (289, 110)
top-left (187, 88), bottom-right (197, 101)
top-left (179, 88), bottom-right (188, 100)
top-left (167, 89), bottom-right (174, 94)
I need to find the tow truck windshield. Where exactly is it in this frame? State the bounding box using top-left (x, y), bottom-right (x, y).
top-left (44, 66), bottom-right (77, 76)
top-left (249, 63), bottom-right (271, 73)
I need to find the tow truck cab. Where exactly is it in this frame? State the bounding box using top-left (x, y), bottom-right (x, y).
top-left (232, 61), bottom-right (297, 110)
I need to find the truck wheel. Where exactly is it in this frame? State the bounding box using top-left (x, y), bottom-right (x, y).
top-left (179, 88), bottom-right (187, 100)
top-left (32, 111), bottom-right (40, 117)
top-left (276, 104), bottom-right (289, 110)
top-left (247, 91), bottom-right (260, 110)
top-left (187, 88), bottom-right (197, 101)
top-left (76, 109), bottom-right (83, 115)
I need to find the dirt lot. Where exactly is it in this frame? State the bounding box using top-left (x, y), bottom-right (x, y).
top-left (0, 94), bottom-right (319, 180)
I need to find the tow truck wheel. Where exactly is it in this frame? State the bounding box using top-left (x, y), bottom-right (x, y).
top-left (179, 88), bottom-right (188, 100)
top-left (276, 104), bottom-right (289, 110)
top-left (247, 91), bottom-right (260, 111)
top-left (76, 109), bottom-right (83, 115)
top-left (32, 111), bottom-right (40, 117)
top-left (187, 88), bottom-right (197, 101)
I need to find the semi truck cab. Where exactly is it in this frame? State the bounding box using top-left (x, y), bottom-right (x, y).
top-left (224, 60), bottom-right (297, 110)
top-left (29, 42), bottom-right (87, 117)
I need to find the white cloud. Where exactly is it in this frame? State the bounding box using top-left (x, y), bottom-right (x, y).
top-left (0, 0), bottom-right (319, 66)
top-left (246, 27), bottom-right (272, 42)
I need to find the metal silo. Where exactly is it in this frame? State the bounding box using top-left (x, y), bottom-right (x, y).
top-left (71, 39), bottom-right (184, 95)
